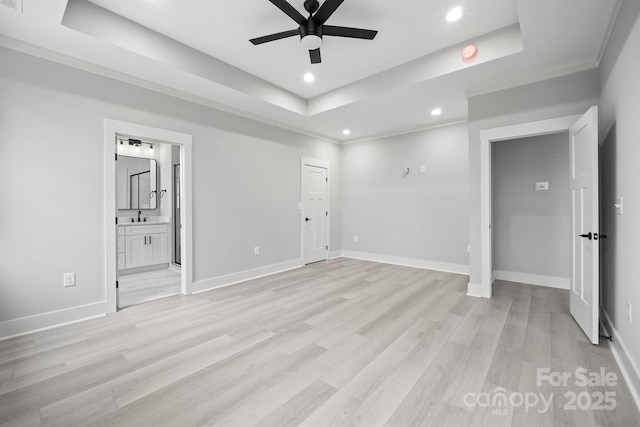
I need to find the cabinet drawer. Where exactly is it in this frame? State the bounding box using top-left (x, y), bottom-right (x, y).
top-left (117, 227), bottom-right (125, 236)
top-left (124, 224), bottom-right (167, 235)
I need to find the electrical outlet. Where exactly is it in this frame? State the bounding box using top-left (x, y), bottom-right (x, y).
top-left (354, 235), bottom-right (359, 242)
top-left (466, 244), bottom-right (470, 253)
top-left (420, 165), bottom-right (426, 173)
top-left (628, 302), bottom-right (632, 323)
top-left (254, 247), bottom-right (260, 256)
top-left (63, 272), bottom-right (76, 287)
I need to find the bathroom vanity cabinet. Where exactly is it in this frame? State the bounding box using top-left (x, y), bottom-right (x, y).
top-left (117, 223), bottom-right (169, 271)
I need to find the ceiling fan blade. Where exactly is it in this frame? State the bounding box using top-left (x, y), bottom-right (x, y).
top-left (313, 0), bottom-right (344, 24)
top-left (309, 48), bottom-right (321, 64)
top-left (268, 0), bottom-right (306, 25)
top-left (323, 25), bottom-right (378, 40)
top-left (250, 29), bottom-right (299, 45)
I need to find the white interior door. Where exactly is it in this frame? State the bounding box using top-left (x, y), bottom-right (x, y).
top-left (303, 164), bottom-right (328, 264)
top-left (569, 106), bottom-right (599, 344)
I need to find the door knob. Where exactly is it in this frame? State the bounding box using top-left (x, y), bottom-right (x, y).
top-left (305, 217), bottom-right (311, 222)
top-left (579, 232), bottom-right (592, 240)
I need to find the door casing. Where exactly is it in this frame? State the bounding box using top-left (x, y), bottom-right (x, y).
top-left (473, 114), bottom-right (583, 299)
top-left (104, 119), bottom-right (193, 313)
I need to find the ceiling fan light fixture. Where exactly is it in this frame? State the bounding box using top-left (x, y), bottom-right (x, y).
top-left (301, 34), bottom-right (323, 50)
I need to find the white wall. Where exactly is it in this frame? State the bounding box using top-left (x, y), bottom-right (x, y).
top-left (340, 124), bottom-right (469, 272)
top-left (492, 133), bottom-right (570, 281)
top-left (0, 47), bottom-right (340, 329)
top-left (599, 0), bottom-right (640, 402)
top-left (467, 69), bottom-right (601, 288)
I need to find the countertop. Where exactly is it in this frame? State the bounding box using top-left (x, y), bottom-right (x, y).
top-left (118, 221), bottom-right (170, 226)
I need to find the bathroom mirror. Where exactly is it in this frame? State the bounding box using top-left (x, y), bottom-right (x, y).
top-left (116, 156), bottom-right (158, 210)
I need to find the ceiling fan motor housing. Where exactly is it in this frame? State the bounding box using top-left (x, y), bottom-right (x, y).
top-left (300, 19), bottom-right (322, 39)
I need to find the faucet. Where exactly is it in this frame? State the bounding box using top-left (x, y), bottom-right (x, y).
top-left (137, 210), bottom-right (142, 222)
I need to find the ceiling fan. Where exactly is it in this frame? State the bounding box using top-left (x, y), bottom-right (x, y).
top-left (250, 0), bottom-right (378, 64)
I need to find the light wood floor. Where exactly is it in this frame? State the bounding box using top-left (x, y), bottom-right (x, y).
top-left (118, 268), bottom-right (182, 308)
top-left (0, 258), bottom-right (638, 426)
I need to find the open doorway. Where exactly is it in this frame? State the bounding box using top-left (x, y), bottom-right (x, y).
top-left (115, 138), bottom-right (182, 308)
top-left (104, 119), bottom-right (193, 313)
top-left (491, 132), bottom-right (571, 289)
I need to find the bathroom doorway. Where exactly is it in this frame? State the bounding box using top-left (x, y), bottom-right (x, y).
top-left (104, 119), bottom-right (193, 313)
top-left (114, 138), bottom-right (183, 308)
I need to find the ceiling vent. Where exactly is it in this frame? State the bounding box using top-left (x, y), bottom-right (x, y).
top-left (1, 0), bottom-right (23, 12)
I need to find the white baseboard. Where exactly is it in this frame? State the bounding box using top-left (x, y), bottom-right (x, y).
top-left (191, 258), bottom-right (304, 294)
top-left (329, 250), bottom-right (342, 260)
top-left (0, 301), bottom-right (107, 341)
top-left (467, 281), bottom-right (492, 298)
top-left (601, 309), bottom-right (640, 413)
top-left (340, 250), bottom-right (469, 275)
top-left (493, 270), bottom-right (570, 290)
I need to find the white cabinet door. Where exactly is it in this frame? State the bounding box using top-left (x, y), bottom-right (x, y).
top-left (125, 234), bottom-right (147, 269)
top-left (121, 224), bottom-right (169, 270)
top-left (147, 233), bottom-right (168, 265)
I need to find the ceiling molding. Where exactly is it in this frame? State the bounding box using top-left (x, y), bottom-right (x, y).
top-left (464, 60), bottom-right (600, 100)
top-left (340, 118), bottom-right (469, 146)
top-left (596, 0), bottom-right (625, 64)
top-left (0, 35), bottom-right (341, 146)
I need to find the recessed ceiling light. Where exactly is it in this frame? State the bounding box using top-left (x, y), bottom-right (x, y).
top-left (304, 72), bottom-right (315, 83)
top-left (446, 6), bottom-right (463, 22)
top-left (342, 129), bottom-right (351, 136)
top-left (431, 108), bottom-right (443, 116)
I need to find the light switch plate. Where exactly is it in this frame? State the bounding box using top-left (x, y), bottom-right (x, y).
top-left (535, 182), bottom-right (549, 191)
top-left (615, 198), bottom-right (623, 215)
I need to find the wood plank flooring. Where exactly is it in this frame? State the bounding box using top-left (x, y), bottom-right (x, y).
top-left (0, 258), bottom-right (638, 426)
top-left (118, 268), bottom-right (181, 308)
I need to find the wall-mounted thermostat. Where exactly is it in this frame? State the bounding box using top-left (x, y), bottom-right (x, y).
top-left (535, 182), bottom-right (549, 191)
